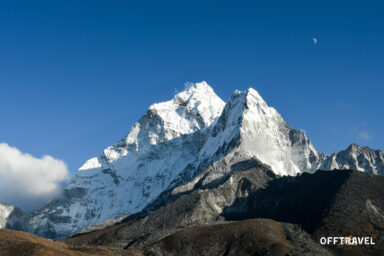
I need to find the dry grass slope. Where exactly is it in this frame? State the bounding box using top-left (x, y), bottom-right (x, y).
top-left (0, 229), bottom-right (115, 256)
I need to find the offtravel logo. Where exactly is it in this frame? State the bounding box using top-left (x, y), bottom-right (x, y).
top-left (320, 236), bottom-right (375, 246)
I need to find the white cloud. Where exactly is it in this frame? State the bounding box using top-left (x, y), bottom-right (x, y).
top-left (0, 143), bottom-right (69, 211)
top-left (357, 131), bottom-right (372, 141)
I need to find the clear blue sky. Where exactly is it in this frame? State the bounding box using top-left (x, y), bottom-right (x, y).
top-left (1, 0), bottom-right (383, 176)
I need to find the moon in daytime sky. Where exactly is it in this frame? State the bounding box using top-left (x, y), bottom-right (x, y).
top-left (313, 37), bottom-right (318, 44)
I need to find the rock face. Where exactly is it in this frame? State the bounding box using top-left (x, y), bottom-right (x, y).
top-left (1, 81), bottom-right (384, 240)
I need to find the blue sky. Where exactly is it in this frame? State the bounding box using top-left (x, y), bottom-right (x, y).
top-left (1, 0), bottom-right (383, 176)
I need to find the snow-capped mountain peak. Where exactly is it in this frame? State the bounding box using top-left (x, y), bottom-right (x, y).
top-left (79, 81), bottom-right (225, 171)
top-left (149, 81), bottom-right (224, 127)
top-left (197, 87), bottom-right (322, 178)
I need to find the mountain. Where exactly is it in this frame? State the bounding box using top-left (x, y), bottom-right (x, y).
top-left (1, 81), bottom-right (383, 240)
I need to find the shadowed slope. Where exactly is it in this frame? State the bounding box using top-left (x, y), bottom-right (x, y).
top-left (132, 219), bottom-right (333, 256)
top-left (223, 170), bottom-right (384, 255)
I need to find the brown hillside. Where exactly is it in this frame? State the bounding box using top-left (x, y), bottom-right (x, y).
top-left (0, 229), bottom-right (114, 256)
